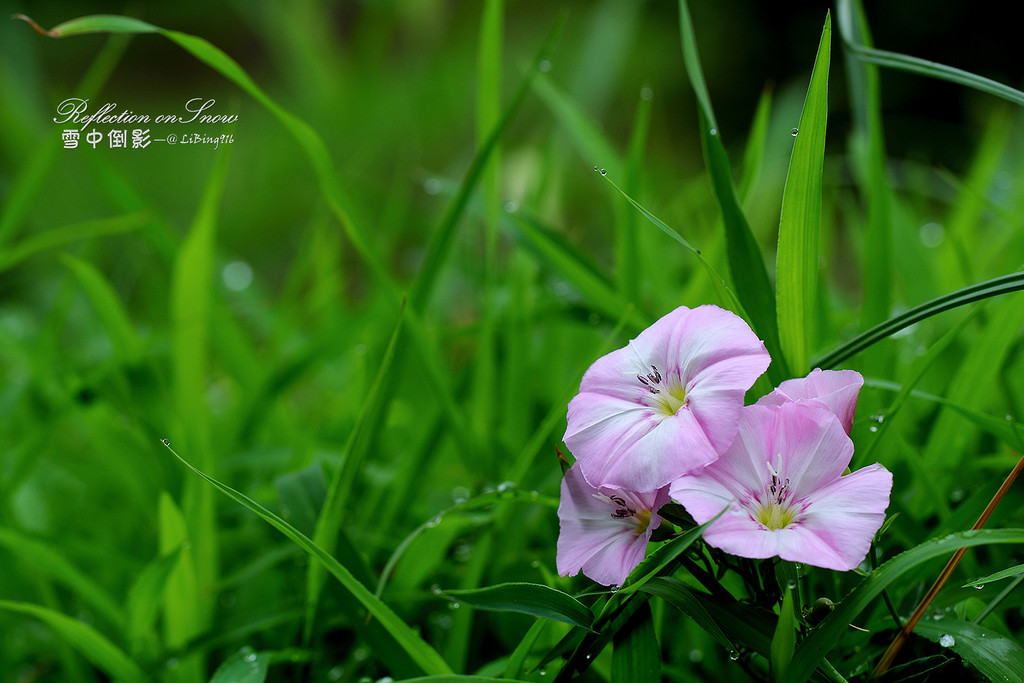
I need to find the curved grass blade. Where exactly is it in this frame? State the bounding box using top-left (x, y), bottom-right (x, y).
top-left (777, 12), bottom-right (830, 376)
top-left (813, 270), bottom-right (1024, 369)
top-left (61, 253), bottom-right (144, 364)
top-left (787, 529), bottom-right (1024, 683)
top-left (678, 0), bottom-right (786, 382)
top-left (162, 443), bottom-right (454, 676)
top-left (770, 585), bottom-right (797, 682)
top-left (0, 529), bottom-right (126, 631)
top-left (963, 563), bottom-right (1024, 588)
top-left (0, 600), bottom-right (147, 683)
top-left (0, 212), bottom-right (150, 274)
top-left (598, 174), bottom-right (744, 318)
top-left (834, 4), bottom-right (1024, 109)
top-left (443, 582), bottom-right (593, 630)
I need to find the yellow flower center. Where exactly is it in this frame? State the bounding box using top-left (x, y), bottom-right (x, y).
top-left (635, 364), bottom-right (688, 416)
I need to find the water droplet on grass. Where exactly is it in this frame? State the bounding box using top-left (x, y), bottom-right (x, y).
top-left (426, 515), bottom-right (442, 528)
top-left (939, 633), bottom-right (955, 648)
top-left (790, 128), bottom-right (799, 136)
top-left (600, 168), bottom-right (607, 176)
top-left (709, 128), bottom-right (718, 136)
top-left (728, 650), bottom-right (740, 661)
top-left (496, 481), bottom-right (516, 493)
top-left (539, 59), bottom-right (552, 72)
top-left (974, 584), bottom-right (985, 590)
top-left (787, 580), bottom-right (797, 590)
top-left (640, 86), bottom-right (653, 100)
top-left (423, 178), bottom-right (442, 195)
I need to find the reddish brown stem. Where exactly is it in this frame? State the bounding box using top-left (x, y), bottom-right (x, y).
top-left (871, 450), bottom-right (1024, 677)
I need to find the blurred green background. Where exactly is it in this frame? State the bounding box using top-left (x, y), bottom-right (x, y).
top-left (2, 1), bottom-right (1024, 681)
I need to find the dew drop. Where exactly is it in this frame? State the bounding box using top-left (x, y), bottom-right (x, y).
top-left (160, 438), bottom-right (170, 446)
top-left (448, 601), bottom-right (460, 610)
top-left (426, 515), bottom-right (442, 528)
top-left (539, 59), bottom-right (552, 72)
top-left (787, 580), bottom-right (798, 590)
top-left (974, 584), bottom-right (985, 590)
top-left (709, 128), bottom-right (718, 136)
top-left (430, 584), bottom-right (443, 596)
top-left (600, 168), bottom-right (607, 176)
top-left (496, 481), bottom-right (516, 493)
top-left (244, 651), bottom-right (258, 664)
top-left (584, 653), bottom-right (592, 660)
top-left (503, 200), bottom-right (519, 213)
top-left (728, 649), bottom-right (740, 661)
top-left (869, 424), bottom-right (878, 433)
top-left (939, 633), bottom-right (955, 648)
top-left (1007, 414), bottom-right (1015, 422)
top-left (950, 489), bottom-right (964, 502)
top-left (451, 486), bottom-right (471, 504)
top-left (594, 165), bottom-right (599, 172)
top-left (640, 86), bottom-right (653, 100)
top-left (423, 178), bottom-right (442, 195)
top-left (790, 127), bottom-right (799, 137)
top-left (689, 649), bottom-right (703, 663)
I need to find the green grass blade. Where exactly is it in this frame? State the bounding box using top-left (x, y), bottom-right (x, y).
top-left (0, 212), bottom-right (149, 274)
top-left (788, 528), bottom-right (1024, 683)
top-left (611, 601), bottom-right (660, 683)
top-left (678, 0), bottom-right (786, 381)
top-left (770, 585), bottom-right (797, 682)
top-left (61, 253), bottom-right (144, 364)
top-left (814, 270), bottom-right (1024, 368)
top-left (410, 17), bottom-right (564, 311)
top-left (963, 563), bottom-right (1024, 588)
top-left (598, 174), bottom-right (744, 317)
top-left (304, 302), bottom-right (405, 642)
top-left (170, 151), bottom-right (230, 645)
top-left (914, 620), bottom-right (1024, 683)
top-left (208, 647), bottom-right (271, 683)
top-left (163, 443), bottom-right (454, 676)
top-left (738, 87), bottom-right (774, 204)
top-left (0, 599), bottom-right (148, 683)
top-left (444, 582), bottom-right (594, 629)
top-left (158, 492), bottom-right (204, 682)
top-left (125, 547), bottom-right (182, 656)
top-left (838, 0), bottom-right (893, 334)
top-left (836, 9), bottom-right (1024, 109)
top-left (776, 12), bottom-right (830, 376)
top-left (0, 528), bottom-right (125, 631)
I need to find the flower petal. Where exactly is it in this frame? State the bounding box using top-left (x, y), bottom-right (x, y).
top-left (564, 305), bottom-right (770, 491)
top-left (791, 463), bottom-right (893, 570)
top-left (757, 368), bottom-right (863, 433)
top-left (556, 465), bottom-right (668, 586)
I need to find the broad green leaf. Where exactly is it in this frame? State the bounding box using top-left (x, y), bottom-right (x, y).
top-left (164, 444), bottom-right (453, 676)
top-left (770, 585), bottom-right (797, 682)
top-left (392, 678), bottom-right (530, 683)
top-left (611, 601), bottom-right (660, 683)
top-left (443, 582), bottom-right (593, 629)
top-left (678, 0), bottom-right (787, 383)
top-left (0, 599), bottom-right (147, 683)
top-left (963, 563), bottom-right (1024, 588)
top-left (208, 647), bottom-right (270, 683)
top-left (915, 619), bottom-right (1024, 683)
top-left (788, 529), bottom-right (1024, 683)
top-left (814, 270), bottom-right (1024, 368)
top-left (777, 11), bottom-right (830, 376)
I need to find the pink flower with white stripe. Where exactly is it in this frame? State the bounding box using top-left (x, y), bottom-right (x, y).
top-left (669, 402), bottom-right (892, 571)
top-left (556, 465), bottom-right (670, 586)
top-left (563, 305), bottom-right (770, 492)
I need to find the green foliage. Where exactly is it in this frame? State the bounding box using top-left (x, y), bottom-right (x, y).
top-left (3, 3), bottom-right (1024, 682)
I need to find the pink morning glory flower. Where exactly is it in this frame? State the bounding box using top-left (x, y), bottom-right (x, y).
top-left (563, 305), bottom-right (771, 492)
top-left (556, 464), bottom-right (670, 586)
top-left (669, 402), bottom-right (892, 571)
top-left (756, 368), bottom-right (863, 433)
